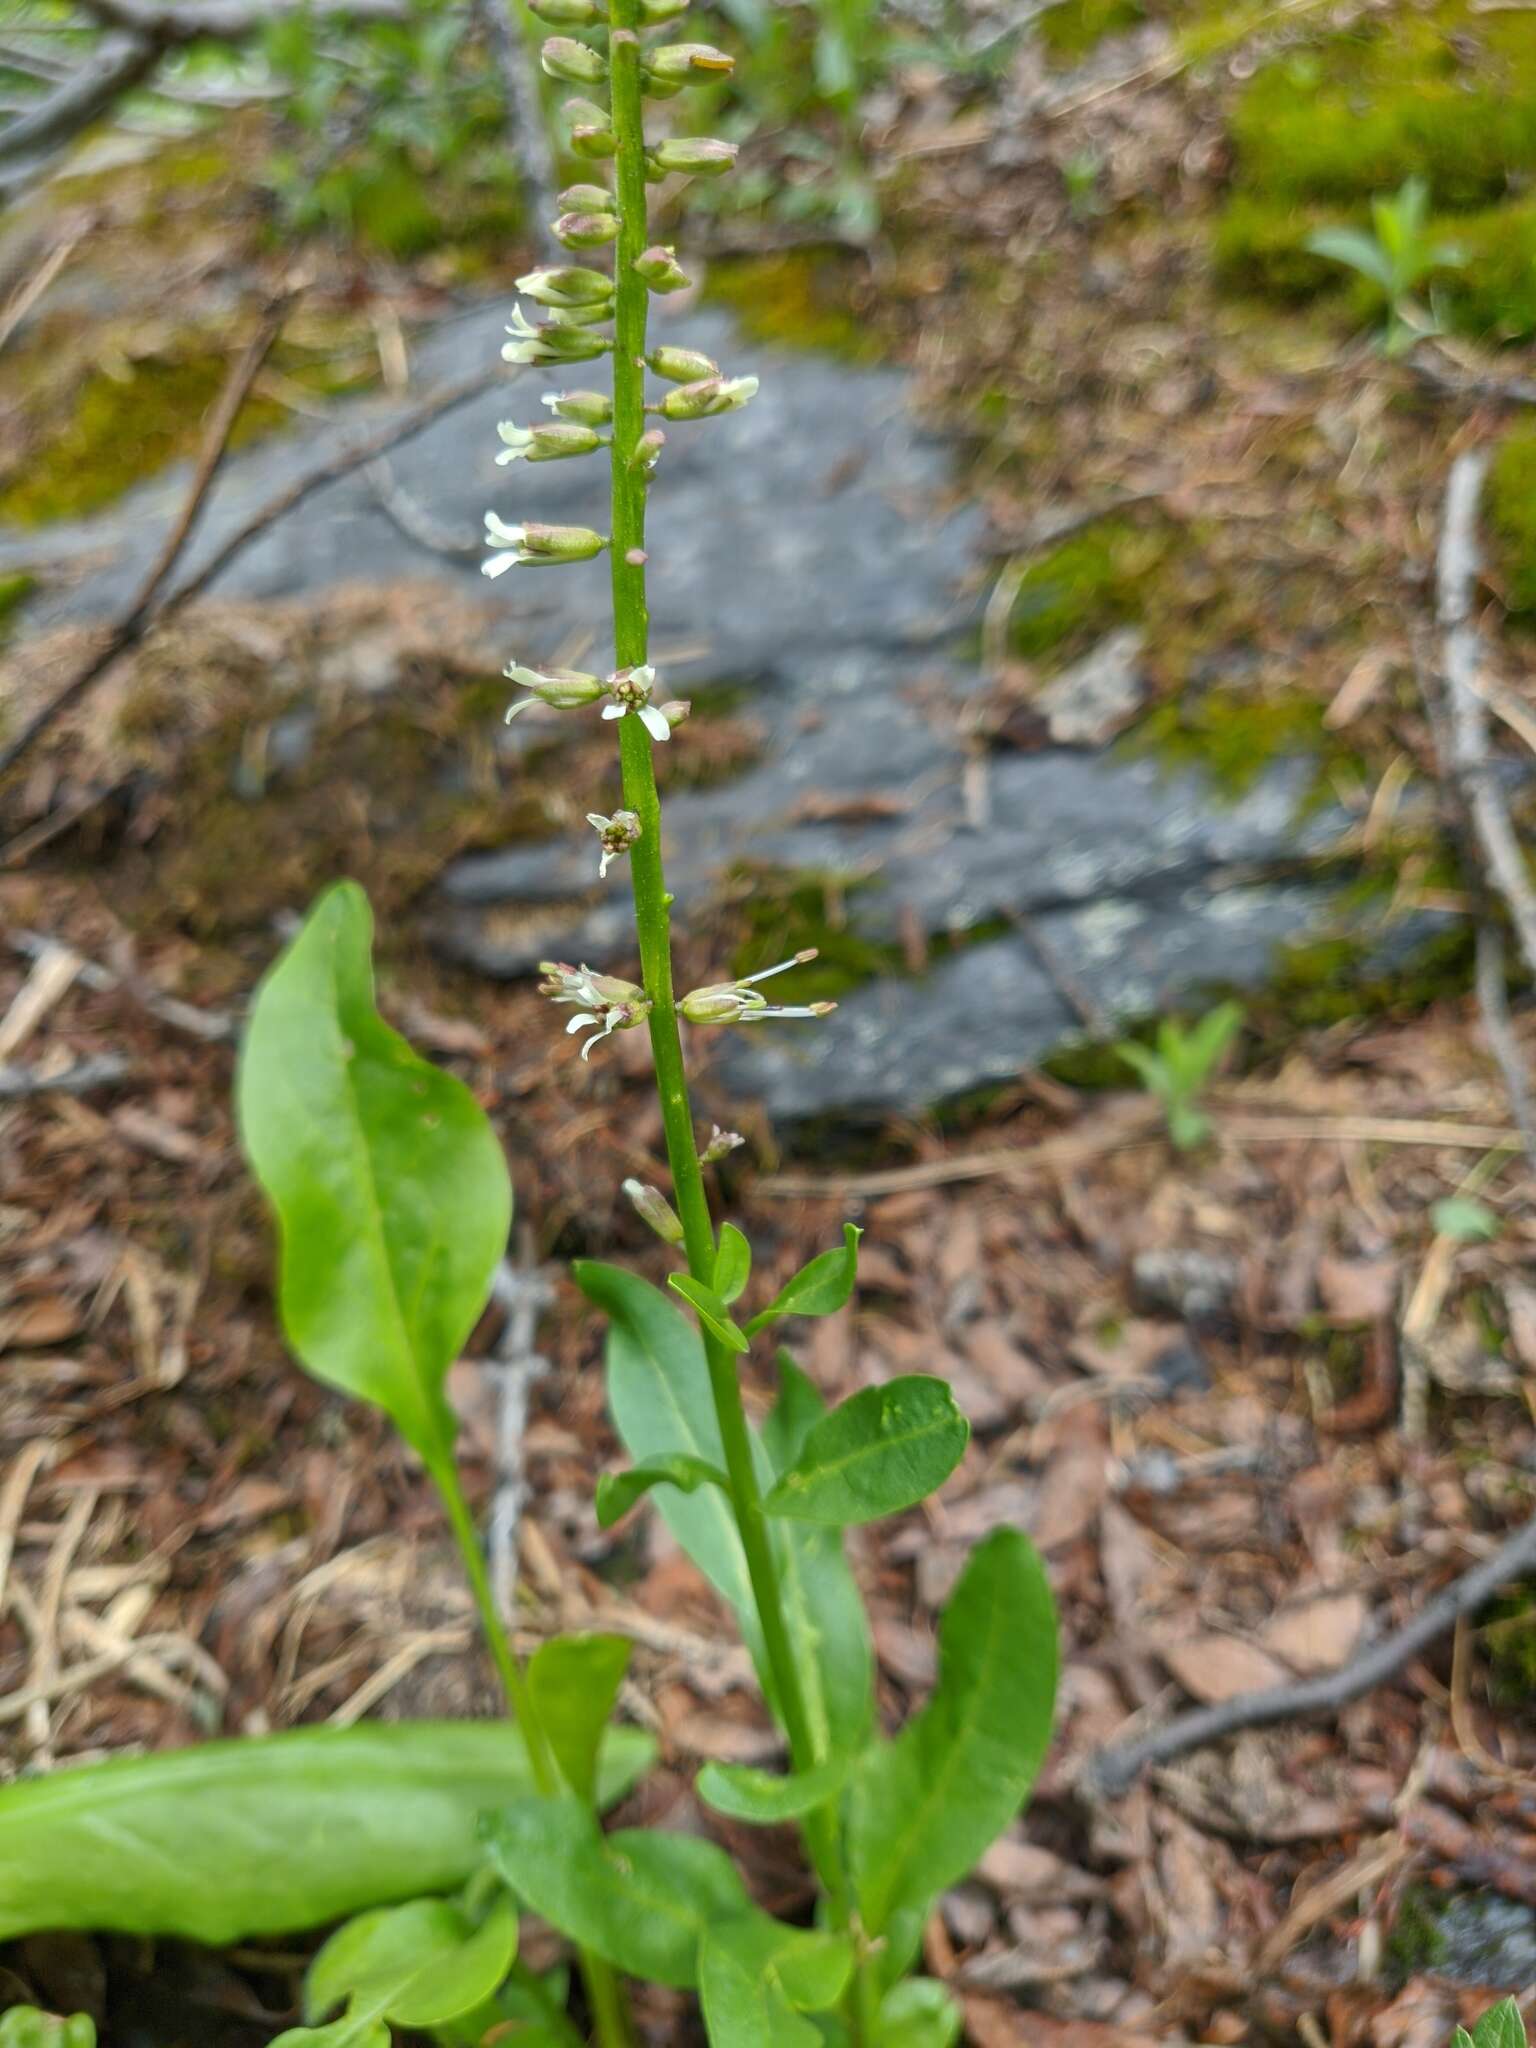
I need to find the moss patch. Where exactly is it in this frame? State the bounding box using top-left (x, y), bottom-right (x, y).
top-left (1036, 0), bottom-right (1145, 64)
top-left (1119, 681), bottom-right (1334, 800)
top-left (703, 247), bottom-right (884, 360)
top-left (1487, 421), bottom-right (1536, 617)
top-left (0, 571), bottom-right (35, 641)
top-left (1007, 517), bottom-right (1170, 660)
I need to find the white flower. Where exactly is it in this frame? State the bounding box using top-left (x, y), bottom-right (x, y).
top-left (502, 305), bottom-right (611, 365)
top-left (496, 419), bottom-right (603, 464)
top-left (586, 808), bottom-right (641, 877)
top-left (483, 515), bottom-right (606, 576)
top-left (538, 961), bottom-right (651, 1059)
top-left (600, 663), bottom-right (671, 743)
top-left (515, 264), bottom-right (615, 309)
top-left (504, 662), bottom-right (606, 717)
top-left (680, 952), bottom-right (836, 1024)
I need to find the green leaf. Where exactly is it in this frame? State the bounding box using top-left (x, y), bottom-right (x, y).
top-left (1181, 1000), bottom-right (1243, 1079)
top-left (762, 1354), bottom-right (874, 1757)
top-left (1472, 2000), bottom-right (1529, 2048)
top-left (700, 1917), bottom-right (854, 2048)
top-left (1305, 225), bottom-right (1397, 292)
top-left (527, 1634), bottom-right (632, 1801)
top-left (847, 1529), bottom-right (1059, 1978)
top-left (595, 1453), bottom-right (729, 1530)
top-left (306, 1894), bottom-right (517, 2029)
top-left (484, 1797), bottom-right (749, 1989)
top-left (764, 1376), bottom-right (968, 1525)
top-left (715, 1222), bottom-right (752, 1304)
top-left (1114, 1040), bottom-right (1166, 1092)
top-left (576, 1262), bottom-right (759, 1647)
top-left (0, 2014), bottom-right (96, 2048)
top-left (1431, 1195), bottom-right (1502, 1243)
top-left (697, 1752), bottom-right (851, 1824)
top-left (0, 1720), bottom-right (653, 1944)
top-left (269, 2020), bottom-right (390, 2048)
top-left (669, 1272), bottom-right (750, 1353)
top-left (745, 1224), bottom-right (861, 1335)
top-left (236, 882), bottom-right (511, 1473)
top-left (875, 1979), bottom-right (963, 2048)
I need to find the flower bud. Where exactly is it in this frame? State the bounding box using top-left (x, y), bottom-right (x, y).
top-left (558, 181), bottom-right (614, 211)
top-left (622, 1179), bottom-right (686, 1245)
top-left (516, 264), bottom-right (614, 309)
top-left (504, 662), bottom-right (607, 714)
top-left (588, 808), bottom-right (642, 877)
top-left (640, 0), bottom-right (690, 19)
top-left (658, 698), bottom-right (691, 728)
top-left (502, 305), bottom-right (612, 364)
top-left (630, 427), bottom-right (665, 476)
top-left (554, 210), bottom-right (619, 249)
top-left (565, 96), bottom-right (617, 155)
top-left (527, 0), bottom-right (603, 20)
top-left (541, 34), bottom-right (607, 83)
top-left (541, 387), bottom-right (613, 425)
top-left (643, 41), bottom-right (733, 89)
top-left (647, 344), bottom-right (719, 383)
top-left (702, 1124), bottom-right (744, 1163)
top-left (497, 419), bottom-right (604, 464)
top-left (483, 516), bottom-right (607, 575)
top-left (654, 374), bottom-right (759, 420)
top-left (633, 244), bottom-right (691, 293)
top-left (647, 136), bottom-right (737, 178)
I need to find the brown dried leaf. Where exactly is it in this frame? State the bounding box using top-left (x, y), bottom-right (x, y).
top-left (1162, 1633), bottom-right (1288, 1703)
top-left (1261, 1592), bottom-right (1366, 1675)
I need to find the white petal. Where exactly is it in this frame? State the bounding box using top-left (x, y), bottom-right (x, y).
top-left (586, 812), bottom-right (610, 829)
top-left (566, 1012), bottom-right (597, 1033)
top-left (504, 698), bottom-right (534, 722)
top-left (579, 1031), bottom-right (601, 1061)
top-left (630, 664), bottom-right (656, 689)
top-left (601, 704), bottom-right (626, 721)
top-left (640, 705), bottom-right (671, 742)
top-left (482, 553), bottom-right (516, 578)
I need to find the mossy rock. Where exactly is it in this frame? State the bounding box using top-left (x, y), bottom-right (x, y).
top-left (703, 248), bottom-right (883, 361)
top-left (1008, 517), bottom-right (1170, 660)
top-left (1487, 421), bottom-right (1536, 618)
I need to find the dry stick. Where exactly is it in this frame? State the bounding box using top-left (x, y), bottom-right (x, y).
top-left (1475, 924), bottom-right (1536, 1166)
top-left (1085, 1508), bottom-right (1536, 1797)
top-left (0, 290), bottom-right (296, 784)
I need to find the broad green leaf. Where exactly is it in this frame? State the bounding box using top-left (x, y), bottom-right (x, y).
top-left (306, 1894), bottom-right (517, 2029)
top-left (1472, 2000), bottom-right (1529, 2048)
top-left (669, 1272), bottom-right (750, 1353)
top-left (0, 1720), bottom-right (653, 1944)
top-left (745, 1225), bottom-right (862, 1335)
top-left (576, 1262), bottom-right (758, 1649)
top-left (715, 1222), bottom-right (753, 1304)
top-left (700, 1917), bottom-right (854, 2048)
top-left (594, 1453), bottom-right (728, 1530)
top-left (270, 2019), bottom-right (390, 2048)
top-left (0, 2015), bottom-right (96, 2048)
top-left (236, 882), bottom-right (511, 1473)
top-left (1454, 2035), bottom-right (1476, 2048)
top-left (527, 1634), bottom-right (631, 1800)
top-left (876, 1979), bottom-right (963, 2048)
top-left (847, 1529), bottom-right (1058, 1978)
top-left (764, 1376), bottom-right (968, 1526)
top-left (697, 1752), bottom-right (850, 1825)
top-left (762, 1354), bottom-right (874, 1757)
top-left (1432, 1195), bottom-right (1501, 1243)
top-left (484, 1797), bottom-right (749, 1988)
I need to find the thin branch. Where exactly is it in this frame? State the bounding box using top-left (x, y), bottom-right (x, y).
top-left (472, 0), bottom-right (558, 259)
top-left (0, 32), bottom-right (157, 168)
top-left (1475, 924), bottom-right (1536, 1169)
top-left (0, 289), bottom-right (296, 783)
top-left (0, 1053), bottom-right (129, 1097)
top-left (73, 0), bottom-right (404, 34)
top-left (1084, 1507), bottom-right (1536, 1796)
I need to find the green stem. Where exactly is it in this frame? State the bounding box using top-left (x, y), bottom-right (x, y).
top-left (436, 1462), bottom-right (632, 2048)
top-left (603, 0), bottom-right (852, 1935)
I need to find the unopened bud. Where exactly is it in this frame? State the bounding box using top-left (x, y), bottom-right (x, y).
top-left (658, 698), bottom-right (691, 728)
top-left (541, 387), bottom-right (613, 425)
top-left (504, 662), bottom-right (607, 714)
top-left (623, 1179), bottom-right (686, 1245)
top-left (559, 181), bottom-right (614, 211)
top-left (527, 0), bottom-right (603, 20)
top-left (542, 34), bottom-right (607, 83)
top-left (639, 0), bottom-right (690, 19)
top-left (554, 210), bottom-right (619, 249)
top-left (643, 41), bottom-right (733, 94)
top-left (517, 264), bottom-right (614, 309)
top-left (503, 306), bottom-right (611, 365)
top-left (483, 517), bottom-right (607, 575)
top-left (633, 244), bottom-right (691, 293)
top-left (654, 374), bottom-right (759, 420)
top-left (647, 344), bottom-right (719, 384)
top-left (630, 427), bottom-right (665, 476)
top-left (565, 96), bottom-right (617, 155)
top-left (497, 419), bottom-right (604, 464)
top-left (702, 1125), bottom-right (744, 1164)
top-left (648, 136), bottom-right (737, 178)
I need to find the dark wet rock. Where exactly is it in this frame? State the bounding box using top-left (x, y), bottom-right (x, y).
top-left (1430, 1894), bottom-right (1536, 1990)
top-left (1149, 1333), bottom-right (1212, 1396)
top-left (1131, 1249), bottom-right (1242, 1326)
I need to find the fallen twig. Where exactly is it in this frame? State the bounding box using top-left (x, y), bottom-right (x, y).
top-left (0, 1053), bottom-right (130, 1098)
top-left (1083, 1508), bottom-right (1536, 1796)
top-left (8, 928), bottom-right (234, 1042)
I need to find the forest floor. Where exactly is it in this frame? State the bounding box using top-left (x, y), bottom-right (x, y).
top-left (4, 0), bottom-right (1536, 2041)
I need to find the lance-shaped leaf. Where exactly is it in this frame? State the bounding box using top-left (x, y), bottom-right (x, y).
top-left (697, 1752), bottom-right (850, 1825)
top-left (764, 1376), bottom-right (968, 1526)
top-left (699, 1916), bottom-right (854, 2048)
top-left (595, 1452), bottom-right (728, 1529)
top-left (847, 1529), bottom-right (1058, 1978)
top-left (236, 882), bottom-right (511, 1475)
top-left (0, 1720), bottom-right (653, 1944)
top-left (669, 1271), bottom-right (750, 1353)
top-left (714, 1222), bottom-right (752, 1304)
top-left (745, 1224), bottom-right (861, 1336)
top-left (484, 1796), bottom-right (750, 1988)
top-left (762, 1352), bottom-right (874, 1757)
top-left (1458, 2002), bottom-right (1529, 2048)
top-left (527, 1634), bottom-right (632, 1800)
top-left (271, 2019), bottom-right (389, 2048)
top-left (304, 1894), bottom-right (518, 2031)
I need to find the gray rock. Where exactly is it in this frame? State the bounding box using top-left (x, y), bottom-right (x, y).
top-left (1130, 1249), bottom-right (1241, 1326)
top-left (1034, 627), bottom-right (1147, 746)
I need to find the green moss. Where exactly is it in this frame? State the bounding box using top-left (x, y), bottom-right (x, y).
top-left (1481, 1579), bottom-right (1536, 1710)
top-left (1036, 0), bottom-right (1145, 64)
top-left (730, 870), bottom-right (901, 1004)
top-left (1119, 682), bottom-right (1333, 799)
top-left (1487, 421), bottom-right (1536, 616)
top-left (1387, 1887), bottom-right (1452, 1981)
top-left (0, 571), bottom-right (35, 639)
top-left (1007, 518), bottom-right (1169, 659)
top-left (703, 248), bottom-right (883, 361)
